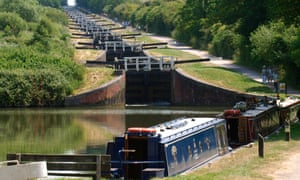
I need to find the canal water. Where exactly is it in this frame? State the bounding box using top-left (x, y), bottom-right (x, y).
top-left (0, 106), bottom-right (227, 161)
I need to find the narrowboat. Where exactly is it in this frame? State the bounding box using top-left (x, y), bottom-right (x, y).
top-left (106, 117), bottom-right (228, 179)
top-left (222, 99), bottom-right (280, 146)
top-left (223, 97), bottom-right (300, 147)
top-left (278, 97), bottom-right (300, 125)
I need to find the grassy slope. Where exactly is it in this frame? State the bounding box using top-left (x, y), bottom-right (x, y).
top-left (181, 63), bottom-right (273, 94)
top-left (72, 67), bottom-right (115, 94)
top-left (70, 24), bottom-right (116, 95)
top-left (145, 47), bottom-right (273, 95)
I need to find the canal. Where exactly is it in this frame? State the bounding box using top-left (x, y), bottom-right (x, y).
top-left (0, 106), bottom-right (227, 161)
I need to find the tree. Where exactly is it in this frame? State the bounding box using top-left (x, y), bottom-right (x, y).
top-left (214, 0), bottom-right (267, 37)
top-left (291, 29), bottom-right (300, 67)
top-left (209, 23), bottom-right (241, 59)
top-left (174, 0), bottom-right (213, 48)
top-left (1, 0), bottom-right (40, 22)
top-left (266, 0), bottom-right (300, 25)
top-left (43, 7), bottom-right (68, 26)
top-left (250, 21), bottom-right (296, 66)
top-left (33, 18), bottom-right (55, 42)
top-left (38, 0), bottom-right (61, 8)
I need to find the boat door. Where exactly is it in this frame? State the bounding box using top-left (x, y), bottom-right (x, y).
top-left (216, 123), bottom-right (228, 155)
top-left (125, 135), bottom-right (148, 179)
top-left (226, 118), bottom-right (239, 146)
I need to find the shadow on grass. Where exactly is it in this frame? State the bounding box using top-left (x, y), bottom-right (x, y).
top-left (291, 122), bottom-right (300, 140)
top-left (267, 121), bottom-right (300, 141)
top-left (246, 86), bottom-right (273, 93)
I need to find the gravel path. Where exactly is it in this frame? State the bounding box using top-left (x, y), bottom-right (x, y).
top-left (271, 152), bottom-right (300, 180)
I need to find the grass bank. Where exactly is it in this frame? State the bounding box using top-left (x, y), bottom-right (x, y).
top-left (145, 48), bottom-right (200, 60)
top-left (71, 34), bottom-right (116, 95)
top-left (181, 63), bottom-right (273, 95)
top-left (72, 67), bottom-right (115, 95)
top-left (145, 47), bottom-right (273, 95)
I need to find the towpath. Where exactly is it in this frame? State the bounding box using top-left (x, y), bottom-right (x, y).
top-left (147, 34), bottom-right (300, 97)
top-left (270, 151), bottom-right (300, 180)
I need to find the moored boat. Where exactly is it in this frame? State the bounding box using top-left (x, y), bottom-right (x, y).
top-left (222, 97), bottom-right (300, 146)
top-left (106, 117), bottom-right (228, 179)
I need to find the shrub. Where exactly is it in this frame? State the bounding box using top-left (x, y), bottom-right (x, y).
top-left (1, 0), bottom-right (39, 22)
top-left (0, 69), bottom-right (70, 107)
top-left (250, 21), bottom-right (297, 67)
top-left (1, 46), bottom-right (83, 87)
top-left (209, 23), bottom-right (241, 59)
top-left (0, 12), bottom-right (27, 36)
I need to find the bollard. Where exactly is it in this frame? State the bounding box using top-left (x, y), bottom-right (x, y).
top-left (258, 133), bottom-right (264, 158)
top-left (285, 121), bottom-right (291, 141)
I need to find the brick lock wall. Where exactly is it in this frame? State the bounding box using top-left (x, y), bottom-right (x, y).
top-left (171, 69), bottom-right (254, 106)
top-left (64, 73), bottom-right (125, 106)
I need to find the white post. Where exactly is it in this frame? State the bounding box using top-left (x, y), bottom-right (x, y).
top-left (136, 58), bottom-right (139, 71)
top-left (125, 57), bottom-right (128, 71)
top-left (85, 21), bottom-right (88, 32)
top-left (160, 57), bottom-right (163, 71)
top-left (105, 33), bottom-right (109, 41)
top-left (148, 57), bottom-right (151, 71)
top-left (171, 56), bottom-right (175, 70)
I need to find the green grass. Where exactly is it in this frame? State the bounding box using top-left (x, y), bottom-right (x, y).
top-left (146, 48), bottom-right (200, 60)
top-left (135, 34), bottom-right (162, 44)
top-left (73, 67), bottom-right (115, 94)
top-left (181, 63), bottom-right (273, 94)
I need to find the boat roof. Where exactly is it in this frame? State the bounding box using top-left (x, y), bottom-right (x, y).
top-left (150, 117), bottom-right (225, 143)
top-left (240, 105), bottom-right (275, 118)
top-left (279, 97), bottom-right (300, 108)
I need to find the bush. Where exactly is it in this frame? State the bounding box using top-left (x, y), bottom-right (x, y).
top-left (0, 46), bottom-right (84, 90)
top-left (1, 0), bottom-right (39, 22)
top-left (0, 12), bottom-right (27, 36)
top-left (250, 21), bottom-right (300, 86)
top-left (209, 23), bottom-right (241, 59)
top-left (43, 7), bottom-right (68, 26)
top-left (0, 0), bottom-right (84, 107)
top-left (250, 21), bottom-right (297, 67)
top-left (0, 69), bottom-right (70, 107)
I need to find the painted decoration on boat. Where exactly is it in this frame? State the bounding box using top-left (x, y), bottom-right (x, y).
top-left (164, 127), bottom-right (218, 176)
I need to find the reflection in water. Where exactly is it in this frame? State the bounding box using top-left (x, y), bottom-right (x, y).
top-left (0, 106), bottom-right (225, 161)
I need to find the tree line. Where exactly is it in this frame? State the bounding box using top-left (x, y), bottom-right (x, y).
top-left (0, 0), bottom-right (83, 107)
top-left (77, 0), bottom-right (300, 89)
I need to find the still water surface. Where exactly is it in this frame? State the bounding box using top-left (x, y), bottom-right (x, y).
top-left (0, 106), bottom-right (227, 161)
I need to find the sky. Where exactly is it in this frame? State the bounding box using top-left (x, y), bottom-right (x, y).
top-left (68, 0), bottom-right (76, 6)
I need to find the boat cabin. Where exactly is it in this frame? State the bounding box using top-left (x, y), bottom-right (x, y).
top-left (107, 117), bottom-right (228, 179)
top-left (223, 102), bottom-right (279, 146)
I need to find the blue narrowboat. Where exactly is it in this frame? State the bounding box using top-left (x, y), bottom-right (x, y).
top-left (106, 117), bottom-right (228, 179)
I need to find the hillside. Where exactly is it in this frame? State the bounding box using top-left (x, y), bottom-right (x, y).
top-left (0, 0), bottom-right (85, 107)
